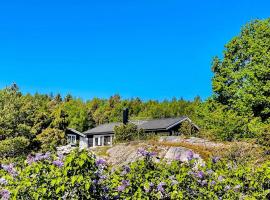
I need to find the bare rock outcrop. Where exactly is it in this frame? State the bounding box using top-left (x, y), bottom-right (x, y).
top-left (159, 136), bottom-right (222, 148)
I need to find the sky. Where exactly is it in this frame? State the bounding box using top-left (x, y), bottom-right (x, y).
top-left (0, 0), bottom-right (269, 101)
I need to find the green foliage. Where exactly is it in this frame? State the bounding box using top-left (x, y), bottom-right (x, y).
top-left (1, 150), bottom-right (108, 199)
top-left (1, 149), bottom-right (270, 199)
top-left (178, 120), bottom-right (198, 137)
top-left (50, 108), bottom-right (69, 130)
top-left (212, 18), bottom-right (270, 121)
top-left (107, 153), bottom-right (270, 199)
top-left (256, 124), bottom-right (270, 152)
top-left (196, 100), bottom-right (264, 141)
top-left (0, 84), bottom-right (203, 157)
top-left (36, 128), bottom-right (66, 151)
top-left (114, 123), bottom-right (144, 143)
top-left (0, 136), bottom-right (30, 158)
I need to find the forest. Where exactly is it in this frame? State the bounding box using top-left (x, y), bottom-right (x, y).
top-left (0, 18), bottom-right (270, 199)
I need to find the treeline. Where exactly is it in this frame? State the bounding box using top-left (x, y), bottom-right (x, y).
top-left (0, 84), bottom-right (202, 158)
top-left (0, 83), bottom-right (269, 160)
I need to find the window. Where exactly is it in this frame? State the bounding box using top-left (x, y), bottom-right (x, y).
top-left (104, 136), bottom-right (111, 146)
top-left (67, 134), bottom-right (76, 145)
top-left (95, 137), bottom-right (100, 146)
top-left (95, 136), bottom-right (104, 146)
top-left (88, 137), bottom-right (93, 147)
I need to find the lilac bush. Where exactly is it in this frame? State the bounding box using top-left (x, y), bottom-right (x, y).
top-left (0, 149), bottom-right (270, 199)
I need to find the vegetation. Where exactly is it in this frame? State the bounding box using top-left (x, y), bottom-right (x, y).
top-left (114, 123), bottom-right (145, 143)
top-left (212, 19), bottom-right (270, 122)
top-left (1, 149), bottom-right (270, 199)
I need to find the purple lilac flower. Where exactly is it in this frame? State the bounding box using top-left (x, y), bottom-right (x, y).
top-left (99, 175), bottom-right (107, 180)
top-left (28, 152), bottom-right (51, 164)
top-left (210, 180), bottom-right (216, 186)
top-left (0, 189), bottom-right (10, 200)
top-left (137, 148), bottom-right (147, 156)
top-left (206, 169), bottom-right (214, 175)
top-left (117, 185), bottom-right (126, 192)
top-left (187, 170), bottom-right (194, 176)
top-left (212, 156), bottom-right (220, 163)
top-left (0, 178), bottom-right (8, 185)
top-left (186, 150), bottom-right (194, 161)
top-left (121, 165), bottom-right (130, 175)
top-left (42, 152), bottom-right (51, 159)
top-left (122, 180), bottom-right (130, 186)
top-left (34, 153), bottom-right (43, 161)
top-left (123, 165), bottom-right (130, 173)
top-left (201, 180), bottom-right (207, 186)
top-left (26, 155), bottom-right (35, 165)
top-left (1, 164), bottom-right (17, 177)
top-left (96, 158), bottom-right (106, 166)
top-left (57, 153), bottom-right (64, 160)
top-left (144, 185), bottom-right (150, 193)
top-left (218, 176), bottom-right (224, 182)
top-left (149, 152), bottom-right (157, 157)
top-left (196, 171), bottom-right (204, 179)
top-left (116, 180), bottom-right (130, 192)
top-left (137, 148), bottom-right (157, 157)
top-left (224, 185), bottom-right (231, 191)
top-left (171, 180), bottom-right (178, 186)
top-left (52, 160), bottom-right (64, 168)
top-left (157, 182), bottom-right (166, 193)
top-left (149, 182), bottom-right (154, 187)
top-left (102, 186), bottom-right (109, 193)
top-left (234, 185), bottom-right (241, 191)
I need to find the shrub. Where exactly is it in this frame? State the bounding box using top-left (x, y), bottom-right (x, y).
top-left (108, 149), bottom-right (270, 199)
top-left (1, 149), bottom-right (108, 199)
top-left (178, 120), bottom-right (199, 137)
top-left (36, 128), bottom-right (66, 151)
top-left (1, 149), bottom-right (270, 199)
top-left (256, 124), bottom-right (270, 153)
top-left (0, 136), bottom-right (30, 158)
top-left (114, 123), bottom-right (144, 143)
top-left (196, 101), bottom-right (265, 141)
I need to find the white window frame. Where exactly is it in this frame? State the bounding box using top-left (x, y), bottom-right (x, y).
top-left (67, 134), bottom-right (76, 145)
top-left (93, 135), bottom-right (113, 147)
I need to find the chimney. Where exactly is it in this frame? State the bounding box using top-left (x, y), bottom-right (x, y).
top-left (123, 108), bottom-right (129, 124)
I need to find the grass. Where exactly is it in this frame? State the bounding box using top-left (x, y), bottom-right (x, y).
top-left (92, 146), bottom-right (111, 157)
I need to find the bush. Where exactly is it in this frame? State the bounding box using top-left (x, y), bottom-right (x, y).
top-left (256, 124), bottom-right (270, 153)
top-left (114, 123), bottom-right (144, 143)
top-left (1, 149), bottom-right (108, 199)
top-left (178, 120), bottom-right (199, 137)
top-left (0, 136), bottom-right (30, 158)
top-left (36, 128), bottom-right (66, 151)
top-left (1, 149), bottom-right (270, 199)
top-left (196, 101), bottom-right (265, 141)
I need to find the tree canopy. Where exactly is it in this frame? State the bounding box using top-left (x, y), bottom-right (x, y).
top-left (212, 18), bottom-right (270, 121)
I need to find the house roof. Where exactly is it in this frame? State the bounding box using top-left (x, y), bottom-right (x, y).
top-left (67, 128), bottom-right (86, 137)
top-left (137, 116), bottom-right (188, 131)
top-left (83, 116), bottom-right (199, 136)
top-left (83, 122), bottom-right (121, 135)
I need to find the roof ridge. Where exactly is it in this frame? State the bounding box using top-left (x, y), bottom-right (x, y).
top-left (140, 116), bottom-right (187, 121)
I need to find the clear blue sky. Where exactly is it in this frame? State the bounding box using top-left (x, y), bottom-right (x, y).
top-left (0, 0), bottom-right (269, 101)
